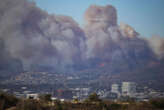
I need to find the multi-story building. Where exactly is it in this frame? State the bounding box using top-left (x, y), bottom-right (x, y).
top-left (111, 84), bottom-right (121, 97)
top-left (111, 84), bottom-right (120, 93)
top-left (122, 82), bottom-right (136, 97)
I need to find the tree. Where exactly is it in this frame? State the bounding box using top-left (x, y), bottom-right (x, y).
top-left (88, 93), bottom-right (101, 102)
top-left (54, 100), bottom-right (63, 110)
top-left (0, 92), bottom-right (19, 110)
top-left (16, 99), bottom-right (45, 110)
top-left (73, 98), bottom-right (79, 103)
top-left (39, 94), bottom-right (52, 102)
top-left (149, 98), bottom-right (164, 109)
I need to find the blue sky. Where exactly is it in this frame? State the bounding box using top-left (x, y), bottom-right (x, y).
top-left (34, 0), bottom-right (164, 37)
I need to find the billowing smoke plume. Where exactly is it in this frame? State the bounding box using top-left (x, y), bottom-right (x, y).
top-left (84, 5), bottom-right (118, 59)
top-left (120, 22), bottom-right (139, 38)
top-left (84, 5), bottom-right (117, 26)
top-left (0, 1), bottom-right (162, 73)
top-left (0, 0), bottom-right (86, 72)
top-left (147, 36), bottom-right (164, 59)
top-left (84, 5), bottom-right (155, 68)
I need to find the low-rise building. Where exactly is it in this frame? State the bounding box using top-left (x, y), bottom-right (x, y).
top-left (26, 93), bottom-right (39, 99)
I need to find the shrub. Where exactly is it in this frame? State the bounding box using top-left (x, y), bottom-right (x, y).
top-left (150, 98), bottom-right (164, 109)
top-left (0, 92), bottom-right (19, 110)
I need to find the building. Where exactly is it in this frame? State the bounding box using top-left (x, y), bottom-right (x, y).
top-left (26, 94), bottom-right (39, 99)
top-left (73, 88), bottom-right (90, 100)
top-left (97, 89), bottom-right (109, 98)
top-left (111, 84), bottom-right (120, 94)
top-left (111, 84), bottom-right (121, 98)
top-left (122, 82), bottom-right (136, 97)
top-left (51, 97), bottom-right (57, 101)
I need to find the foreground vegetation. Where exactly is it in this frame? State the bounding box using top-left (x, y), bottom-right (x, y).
top-left (1, 92), bottom-right (164, 110)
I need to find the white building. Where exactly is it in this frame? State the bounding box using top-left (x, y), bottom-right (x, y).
top-left (111, 84), bottom-right (120, 93)
top-left (60, 99), bottom-right (65, 102)
top-left (51, 97), bottom-right (57, 101)
top-left (122, 82), bottom-right (136, 97)
top-left (111, 84), bottom-right (121, 97)
top-left (26, 94), bottom-right (39, 99)
top-left (81, 88), bottom-right (90, 96)
top-left (97, 89), bottom-right (109, 98)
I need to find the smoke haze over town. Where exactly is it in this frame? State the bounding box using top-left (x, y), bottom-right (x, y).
top-left (1, 1), bottom-right (164, 107)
